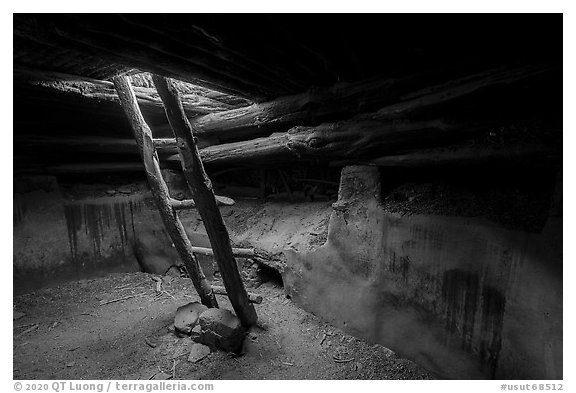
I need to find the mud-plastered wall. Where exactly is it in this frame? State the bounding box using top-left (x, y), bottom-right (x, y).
top-left (284, 166), bottom-right (562, 379)
top-left (13, 176), bottom-right (152, 292)
top-left (13, 175), bottom-right (332, 293)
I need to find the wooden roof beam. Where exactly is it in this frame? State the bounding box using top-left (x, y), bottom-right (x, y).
top-left (188, 64), bottom-right (554, 144)
top-left (15, 67), bottom-right (246, 118)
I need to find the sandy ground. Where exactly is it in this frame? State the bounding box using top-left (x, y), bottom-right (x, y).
top-left (13, 272), bottom-right (434, 380)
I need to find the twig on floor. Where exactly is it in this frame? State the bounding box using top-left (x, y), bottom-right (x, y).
top-left (163, 291), bottom-right (176, 300)
top-left (172, 359), bottom-right (177, 379)
top-left (227, 353), bottom-right (241, 363)
top-left (151, 276), bottom-right (163, 295)
top-left (99, 293), bottom-right (146, 306)
top-left (16, 324), bottom-right (38, 338)
top-left (144, 337), bottom-right (158, 348)
top-left (116, 281), bottom-right (150, 291)
top-left (13, 311), bottom-right (26, 320)
top-left (281, 362), bottom-right (294, 366)
top-left (333, 355), bottom-right (355, 363)
top-left (320, 333), bottom-right (327, 346)
top-left (15, 323), bottom-right (37, 329)
top-left (148, 371), bottom-right (159, 380)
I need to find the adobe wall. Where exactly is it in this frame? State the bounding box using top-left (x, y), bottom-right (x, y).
top-left (284, 166), bottom-right (562, 379)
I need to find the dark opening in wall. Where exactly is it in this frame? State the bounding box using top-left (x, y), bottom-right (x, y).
top-left (378, 160), bottom-right (558, 233)
top-left (257, 263), bottom-right (284, 287)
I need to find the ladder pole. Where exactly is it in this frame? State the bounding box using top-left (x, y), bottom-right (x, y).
top-left (112, 75), bottom-right (218, 309)
top-left (153, 75), bottom-right (258, 327)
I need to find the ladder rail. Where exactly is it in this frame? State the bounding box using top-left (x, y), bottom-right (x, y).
top-left (153, 75), bottom-right (258, 327)
top-left (113, 75), bottom-right (218, 308)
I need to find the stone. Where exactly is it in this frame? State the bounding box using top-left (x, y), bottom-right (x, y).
top-left (174, 302), bottom-right (208, 335)
top-left (198, 308), bottom-right (245, 353)
top-left (187, 343), bottom-right (211, 363)
top-left (199, 308), bottom-right (242, 337)
top-left (190, 325), bottom-right (202, 342)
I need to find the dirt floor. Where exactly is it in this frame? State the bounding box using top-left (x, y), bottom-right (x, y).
top-left (13, 272), bottom-right (434, 380)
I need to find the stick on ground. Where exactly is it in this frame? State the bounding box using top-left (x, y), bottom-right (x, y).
top-left (99, 293), bottom-right (146, 306)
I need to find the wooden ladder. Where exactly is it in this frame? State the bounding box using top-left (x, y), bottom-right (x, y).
top-left (112, 75), bottom-right (257, 327)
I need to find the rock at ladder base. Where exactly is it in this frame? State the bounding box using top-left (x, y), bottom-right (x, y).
top-left (198, 308), bottom-right (245, 353)
top-left (174, 302), bottom-right (208, 335)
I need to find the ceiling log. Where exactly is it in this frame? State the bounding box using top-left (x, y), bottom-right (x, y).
top-left (17, 64), bottom-right (556, 167)
top-left (189, 64), bottom-right (554, 144)
top-left (15, 68), bottom-right (243, 118)
top-left (161, 119), bottom-right (486, 166)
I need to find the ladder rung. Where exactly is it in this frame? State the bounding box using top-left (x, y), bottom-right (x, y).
top-left (191, 246), bottom-right (255, 258)
top-left (212, 285), bottom-right (262, 304)
top-left (170, 198), bottom-right (196, 209)
top-left (153, 138), bottom-right (178, 148)
top-left (170, 195), bottom-right (235, 210)
top-left (214, 195), bottom-right (236, 206)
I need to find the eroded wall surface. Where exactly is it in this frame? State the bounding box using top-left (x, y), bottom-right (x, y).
top-left (284, 166), bottom-right (562, 379)
top-left (13, 177), bottom-right (151, 291)
top-left (13, 176), bottom-right (331, 291)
